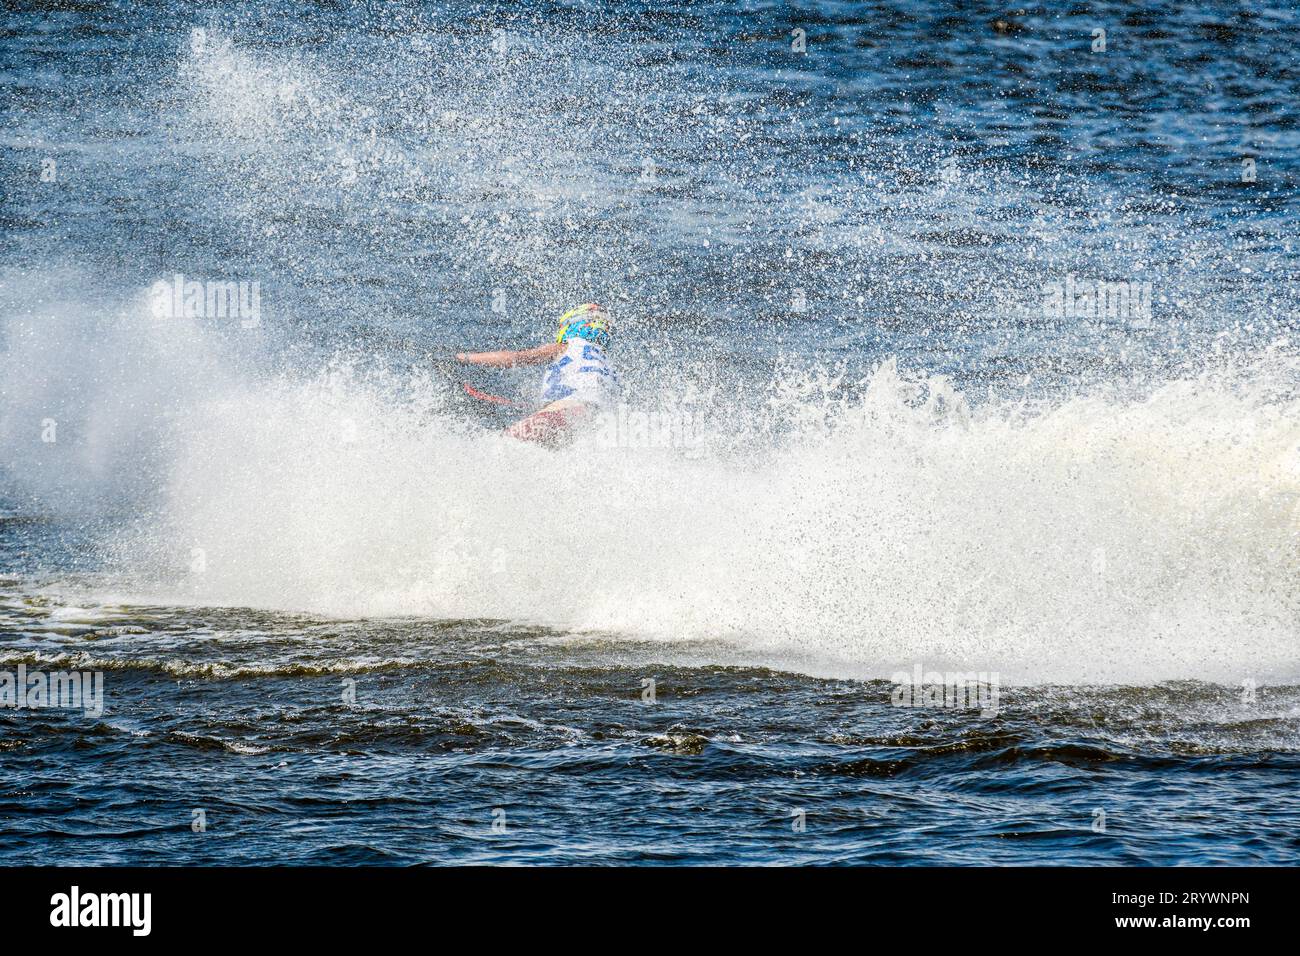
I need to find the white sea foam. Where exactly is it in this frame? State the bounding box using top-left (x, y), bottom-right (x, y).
top-left (10, 304), bottom-right (1281, 687)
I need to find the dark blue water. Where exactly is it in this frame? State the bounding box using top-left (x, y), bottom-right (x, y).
top-left (1, 1), bottom-right (1298, 864)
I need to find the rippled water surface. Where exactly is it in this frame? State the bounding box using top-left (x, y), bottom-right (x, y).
top-left (2, 0), bottom-right (1299, 864)
top-left (4, 588), bottom-right (1299, 865)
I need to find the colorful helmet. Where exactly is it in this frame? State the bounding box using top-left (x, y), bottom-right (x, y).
top-left (556, 303), bottom-right (611, 348)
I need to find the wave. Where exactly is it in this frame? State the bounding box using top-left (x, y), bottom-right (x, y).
top-left (7, 293), bottom-right (1297, 685)
top-left (0, 648), bottom-right (423, 680)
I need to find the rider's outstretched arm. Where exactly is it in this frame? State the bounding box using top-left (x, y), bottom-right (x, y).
top-left (456, 342), bottom-right (564, 368)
